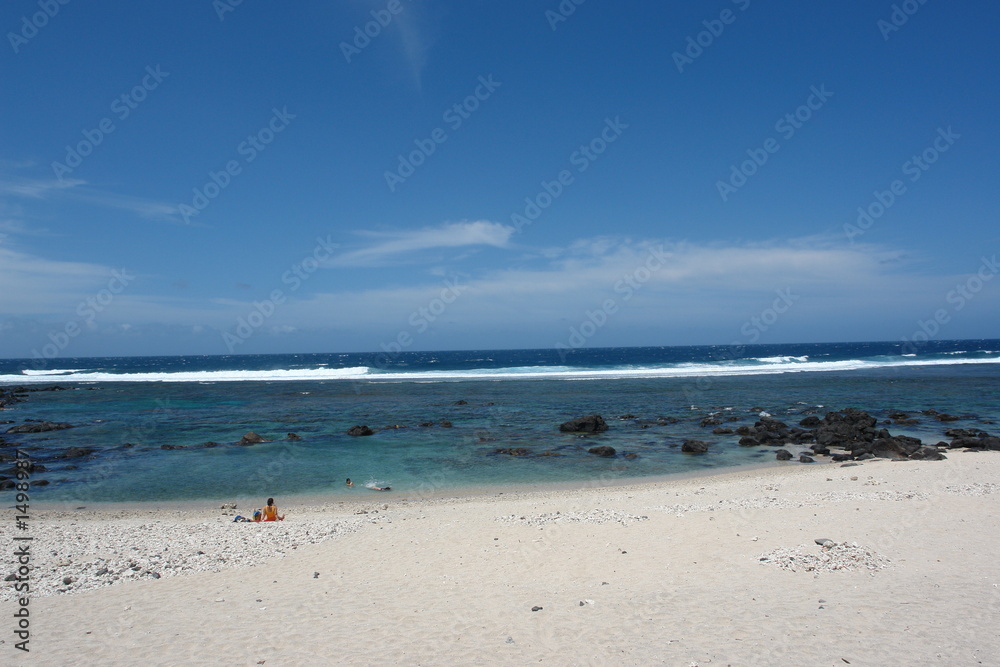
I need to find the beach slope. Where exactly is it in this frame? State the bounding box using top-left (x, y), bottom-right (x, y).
top-left (3, 455), bottom-right (999, 666)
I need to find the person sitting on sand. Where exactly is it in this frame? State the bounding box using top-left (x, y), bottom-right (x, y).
top-left (261, 497), bottom-right (284, 521)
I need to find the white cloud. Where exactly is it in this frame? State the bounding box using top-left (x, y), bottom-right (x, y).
top-left (0, 177), bottom-right (84, 199)
top-left (4, 234), bottom-right (994, 356)
top-left (0, 176), bottom-right (181, 223)
top-left (280, 236), bottom-right (945, 335)
top-left (0, 245), bottom-right (116, 315)
top-left (69, 189), bottom-right (180, 222)
top-left (327, 220), bottom-right (515, 267)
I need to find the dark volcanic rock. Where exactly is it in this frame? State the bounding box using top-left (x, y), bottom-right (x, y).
top-left (287, 433), bottom-right (301, 440)
top-left (909, 446), bottom-right (947, 461)
top-left (813, 409), bottom-right (878, 449)
top-left (160, 444), bottom-right (187, 450)
top-left (949, 435), bottom-right (1000, 451)
top-left (439, 420), bottom-right (453, 428)
top-left (935, 413), bottom-right (960, 422)
top-left (712, 427), bottom-right (734, 435)
top-left (560, 415), bottom-right (609, 433)
top-left (58, 447), bottom-right (94, 459)
top-left (809, 444), bottom-right (831, 456)
top-left (799, 454), bottom-right (814, 463)
top-left (495, 447), bottom-right (529, 456)
top-left (622, 452), bottom-right (639, 460)
top-left (730, 417), bottom-right (818, 447)
top-left (238, 431), bottom-right (266, 445)
top-left (944, 428), bottom-right (990, 439)
top-left (681, 440), bottom-right (710, 454)
top-left (799, 415), bottom-right (821, 428)
top-left (587, 446), bottom-right (616, 457)
top-left (786, 427), bottom-right (817, 444)
top-left (775, 449), bottom-right (793, 461)
top-left (453, 400), bottom-right (468, 405)
top-left (6, 421), bottom-right (75, 434)
top-left (346, 425), bottom-right (374, 436)
top-left (700, 417), bottom-right (722, 427)
top-left (869, 435), bottom-right (924, 459)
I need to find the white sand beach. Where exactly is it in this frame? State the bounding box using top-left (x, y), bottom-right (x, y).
top-left (3, 454), bottom-right (999, 666)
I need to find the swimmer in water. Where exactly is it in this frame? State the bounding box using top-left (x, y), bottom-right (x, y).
top-left (345, 478), bottom-right (353, 487)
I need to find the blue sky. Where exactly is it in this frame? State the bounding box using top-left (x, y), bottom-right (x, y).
top-left (1, 0), bottom-right (998, 359)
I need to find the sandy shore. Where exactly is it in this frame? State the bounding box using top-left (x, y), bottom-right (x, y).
top-left (3, 454), bottom-right (999, 666)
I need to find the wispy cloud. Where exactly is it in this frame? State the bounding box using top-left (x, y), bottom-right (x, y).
top-left (285, 236), bottom-right (949, 334)
top-left (395, 11), bottom-right (430, 90)
top-left (68, 189), bottom-right (180, 222)
top-left (0, 177), bottom-right (84, 199)
top-left (327, 220), bottom-right (515, 267)
top-left (0, 175), bottom-right (181, 223)
top-left (0, 245), bottom-right (116, 315)
top-left (3, 235), bottom-right (996, 355)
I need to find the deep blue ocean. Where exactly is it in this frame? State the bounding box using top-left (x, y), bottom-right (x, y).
top-left (1, 340), bottom-right (998, 503)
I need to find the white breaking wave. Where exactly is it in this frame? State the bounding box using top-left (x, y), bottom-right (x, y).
top-left (2, 356), bottom-right (997, 384)
top-left (753, 355), bottom-right (809, 363)
top-left (20, 368), bottom-right (90, 375)
top-left (4, 366), bottom-right (370, 383)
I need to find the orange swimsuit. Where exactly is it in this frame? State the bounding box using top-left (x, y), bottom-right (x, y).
top-left (262, 505), bottom-right (278, 521)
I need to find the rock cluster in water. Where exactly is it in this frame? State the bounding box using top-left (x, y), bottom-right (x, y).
top-left (2, 386), bottom-right (997, 492)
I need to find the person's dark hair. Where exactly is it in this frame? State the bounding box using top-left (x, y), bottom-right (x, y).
top-left (267, 497), bottom-right (274, 505)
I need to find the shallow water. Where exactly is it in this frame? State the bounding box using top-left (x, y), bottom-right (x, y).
top-left (3, 349), bottom-right (997, 502)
